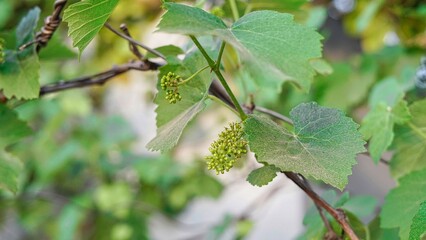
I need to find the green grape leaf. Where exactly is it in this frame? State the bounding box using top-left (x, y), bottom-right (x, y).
top-left (158, 2), bottom-right (323, 92)
top-left (409, 201), bottom-right (426, 240)
top-left (309, 59), bottom-right (333, 75)
top-left (0, 7), bottom-right (40, 99)
top-left (63, 0), bottom-right (119, 55)
top-left (0, 104), bottom-right (31, 193)
top-left (246, 165), bottom-right (280, 187)
top-left (318, 55), bottom-right (377, 111)
top-left (380, 169), bottom-right (426, 239)
top-left (390, 99), bottom-right (426, 179)
top-left (369, 77), bottom-right (404, 108)
top-left (0, 104), bottom-right (32, 148)
top-left (369, 217), bottom-right (400, 240)
top-left (145, 45), bottom-right (184, 59)
top-left (146, 51), bottom-right (212, 152)
top-left (244, 102), bottom-right (365, 190)
top-left (360, 100), bottom-right (411, 163)
top-left (39, 35), bottom-right (76, 61)
top-left (0, 151), bottom-right (23, 194)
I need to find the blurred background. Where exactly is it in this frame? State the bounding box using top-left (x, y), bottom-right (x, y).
top-left (0, 0), bottom-right (425, 239)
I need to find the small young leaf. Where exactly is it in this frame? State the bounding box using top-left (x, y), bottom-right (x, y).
top-left (0, 104), bottom-right (31, 193)
top-left (244, 102), bottom-right (365, 190)
top-left (247, 165), bottom-right (280, 187)
top-left (0, 104), bottom-right (32, 148)
top-left (360, 99), bottom-right (411, 163)
top-left (409, 201), bottom-right (426, 240)
top-left (0, 7), bottom-right (40, 99)
top-left (147, 51), bottom-right (212, 152)
top-left (158, 2), bottom-right (323, 92)
top-left (380, 169), bottom-right (426, 240)
top-left (390, 99), bottom-right (426, 179)
top-left (63, 0), bottom-right (119, 55)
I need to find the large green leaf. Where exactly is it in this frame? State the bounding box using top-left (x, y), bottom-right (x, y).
top-left (0, 7), bottom-right (40, 99)
top-left (158, 2), bottom-right (323, 92)
top-left (63, 0), bottom-right (119, 55)
top-left (0, 104), bottom-right (32, 193)
top-left (409, 201), bottom-right (426, 240)
top-left (380, 169), bottom-right (426, 240)
top-left (244, 102), bottom-right (365, 190)
top-left (146, 52), bottom-right (212, 152)
top-left (390, 99), bottom-right (426, 179)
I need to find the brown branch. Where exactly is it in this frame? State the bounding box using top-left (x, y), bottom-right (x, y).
top-left (39, 60), bottom-right (159, 96)
top-left (104, 23), bottom-right (166, 60)
top-left (284, 172), bottom-right (359, 240)
top-left (20, 0), bottom-right (68, 51)
top-left (299, 174), bottom-right (341, 240)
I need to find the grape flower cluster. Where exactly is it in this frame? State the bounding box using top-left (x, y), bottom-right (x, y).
top-left (161, 72), bottom-right (183, 104)
top-left (206, 122), bottom-right (248, 174)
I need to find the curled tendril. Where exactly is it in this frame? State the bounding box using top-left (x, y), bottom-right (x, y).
top-left (206, 122), bottom-right (248, 174)
top-left (161, 72), bottom-right (183, 104)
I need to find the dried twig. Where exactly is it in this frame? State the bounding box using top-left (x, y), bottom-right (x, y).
top-left (104, 23), bottom-right (166, 60)
top-left (285, 172), bottom-right (359, 240)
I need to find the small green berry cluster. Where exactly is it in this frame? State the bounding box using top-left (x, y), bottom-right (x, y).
top-left (206, 122), bottom-right (248, 174)
top-left (161, 72), bottom-right (183, 104)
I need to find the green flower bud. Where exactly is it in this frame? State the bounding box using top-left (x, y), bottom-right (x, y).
top-left (205, 122), bottom-right (248, 175)
top-left (160, 72), bottom-right (183, 104)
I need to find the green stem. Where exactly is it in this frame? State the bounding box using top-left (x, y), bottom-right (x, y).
top-left (230, 0), bottom-right (240, 21)
top-left (215, 42), bottom-right (226, 71)
top-left (190, 35), bottom-right (247, 120)
top-left (179, 65), bottom-right (210, 85)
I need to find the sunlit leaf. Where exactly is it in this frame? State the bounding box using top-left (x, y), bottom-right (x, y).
top-left (63, 0), bottom-right (119, 55)
top-left (158, 2), bottom-right (323, 92)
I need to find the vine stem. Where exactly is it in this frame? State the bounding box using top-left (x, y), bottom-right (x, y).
top-left (229, 0), bottom-right (240, 21)
top-left (190, 36), bottom-right (247, 120)
top-left (179, 65), bottom-right (210, 85)
top-left (285, 172), bottom-right (359, 240)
